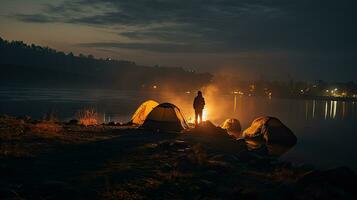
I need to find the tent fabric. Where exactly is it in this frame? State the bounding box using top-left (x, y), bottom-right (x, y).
top-left (131, 100), bottom-right (159, 125)
top-left (243, 116), bottom-right (297, 144)
top-left (141, 103), bottom-right (189, 132)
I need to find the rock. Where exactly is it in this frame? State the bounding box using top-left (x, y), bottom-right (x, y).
top-left (186, 120), bottom-right (230, 136)
top-left (175, 155), bottom-right (195, 172)
top-left (220, 118), bottom-right (242, 138)
top-left (243, 116), bottom-right (297, 145)
top-left (107, 121), bottom-right (116, 126)
top-left (210, 154), bottom-right (239, 163)
top-left (156, 140), bottom-right (189, 152)
top-left (161, 163), bottom-right (173, 172)
top-left (199, 179), bottom-right (214, 188)
top-left (237, 150), bottom-right (262, 162)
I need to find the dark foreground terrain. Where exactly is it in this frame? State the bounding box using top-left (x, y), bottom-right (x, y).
top-left (0, 116), bottom-right (356, 200)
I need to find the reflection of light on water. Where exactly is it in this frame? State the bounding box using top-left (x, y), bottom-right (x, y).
top-left (305, 101), bottom-right (309, 120)
top-left (233, 95), bottom-right (237, 112)
top-left (330, 101), bottom-right (333, 118)
top-left (325, 101), bottom-right (328, 119)
top-left (333, 101), bottom-right (337, 119)
top-left (342, 102), bottom-right (346, 119)
top-left (312, 100), bottom-right (316, 119)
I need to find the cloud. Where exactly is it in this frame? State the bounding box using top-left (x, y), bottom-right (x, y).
top-left (77, 41), bottom-right (232, 53)
top-left (15, 14), bottom-right (56, 23)
top-left (12, 0), bottom-right (357, 54)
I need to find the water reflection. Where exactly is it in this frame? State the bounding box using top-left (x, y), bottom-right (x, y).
top-left (305, 100), bottom-right (355, 120)
top-left (232, 97), bottom-right (356, 129)
top-left (312, 100), bottom-right (316, 119)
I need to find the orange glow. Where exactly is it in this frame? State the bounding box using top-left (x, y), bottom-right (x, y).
top-left (188, 108), bottom-right (208, 124)
top-left (202, 109), bottom-right (207, 121)
top-left (77, 109), bottom-right (98, 126)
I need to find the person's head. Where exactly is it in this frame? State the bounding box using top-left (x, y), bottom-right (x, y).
top-left (197, 91), bottom-right (202, 97)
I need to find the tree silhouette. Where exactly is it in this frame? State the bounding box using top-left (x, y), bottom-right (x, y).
top-left (0, 37), bottom-right (212, 90)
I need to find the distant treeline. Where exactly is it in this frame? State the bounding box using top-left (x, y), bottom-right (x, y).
top-left (0, 38), bottom-right (212, 90)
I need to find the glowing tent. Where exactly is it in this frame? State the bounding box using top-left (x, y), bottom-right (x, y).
top-left (220, 118), bottom-right (242, 137)
top-left (131, 100), bottom-right (159, 125)
top-left (141, 103), bottom-right (189, 132)
top-left (243, 116), bottom-right (297, 144)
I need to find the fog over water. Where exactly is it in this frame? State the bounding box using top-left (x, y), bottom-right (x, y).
top-left (0, 87), bottom-right (356, 170)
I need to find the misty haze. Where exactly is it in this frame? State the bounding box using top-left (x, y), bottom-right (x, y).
top-left (1, 0), bottom-right (357, 199)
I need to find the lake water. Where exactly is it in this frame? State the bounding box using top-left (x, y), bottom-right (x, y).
top-left (1, 87), bottom-right (356, 170)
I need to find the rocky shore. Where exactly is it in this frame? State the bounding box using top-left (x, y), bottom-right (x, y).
top-left (0, 115), bottom-right (356, 199)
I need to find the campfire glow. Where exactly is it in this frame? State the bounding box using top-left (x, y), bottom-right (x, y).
top-left (202, 109), bottom-right (207, 121)
top-left (188, 108), bottom-right (208, 124)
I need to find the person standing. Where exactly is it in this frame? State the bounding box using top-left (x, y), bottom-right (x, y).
top-left (193, 91), bottom-right (205, 127)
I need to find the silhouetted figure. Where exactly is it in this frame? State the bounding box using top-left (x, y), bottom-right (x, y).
top-left (193, 91), bottom-right (205, 126)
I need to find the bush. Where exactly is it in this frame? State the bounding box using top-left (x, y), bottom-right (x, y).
top-left (76, 108), bottom-right (98, 126)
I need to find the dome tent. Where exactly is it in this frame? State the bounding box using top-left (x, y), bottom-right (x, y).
top-left (141, 103), bottom-right (189, 132)
top-left (221, 118), bottom-right (242, 136)
top-left (243, 116), bottom-right (297, 144)
top-left (131, 100), bottom-right (159, 125)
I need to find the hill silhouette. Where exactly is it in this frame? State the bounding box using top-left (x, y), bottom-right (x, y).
top-left (0, 37), bottom-right (212, 90)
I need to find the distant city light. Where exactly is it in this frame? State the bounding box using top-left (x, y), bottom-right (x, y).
top-left (153, 85), bottom-right (157, 89)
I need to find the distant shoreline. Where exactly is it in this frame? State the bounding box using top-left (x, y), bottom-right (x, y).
top-left (1, 86), bottom-right (356, 102)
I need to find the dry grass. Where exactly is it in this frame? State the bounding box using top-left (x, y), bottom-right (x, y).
top-left (76, 108), bottom-right (98, 126)
top-left (31, 121), bottom-right (63, 135)
top-left (0, 115), bottom-right (121, 160)
top-left (0, 115), bottom-right (26, 139)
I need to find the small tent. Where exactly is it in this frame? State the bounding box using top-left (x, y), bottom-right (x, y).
top-left (141, 103), bottom-right (189, 132)
top-left (243, 116), bottom-right (297, 144)
top-left (131, 100), bottom-right (159, 125)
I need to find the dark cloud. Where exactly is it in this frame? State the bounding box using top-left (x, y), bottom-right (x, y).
top-left (14, 0), bottom-right (356, 54)
top-left (77, 41), bottom-right (234, 53)
top-left (15, 13), bottom-right (56, 23)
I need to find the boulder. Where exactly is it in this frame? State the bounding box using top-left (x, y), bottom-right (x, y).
top-left (220, 118), bottom-right (242, 138)
top-left (186, 121), bottom-right (229, 136)
top-left (243, 116), bottom-right (297, 145)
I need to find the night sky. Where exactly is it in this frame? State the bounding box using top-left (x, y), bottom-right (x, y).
top-left (0, 0), bottom-right (356, 81)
